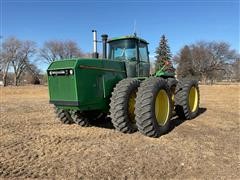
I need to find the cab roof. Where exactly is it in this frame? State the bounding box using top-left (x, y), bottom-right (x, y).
top-left (108, 35), bottom-right (148, 44)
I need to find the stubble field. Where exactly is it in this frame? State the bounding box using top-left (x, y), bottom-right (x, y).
top-left (0, 84), bottom-right (239, 179)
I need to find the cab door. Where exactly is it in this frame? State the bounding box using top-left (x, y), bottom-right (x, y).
top-left (138, 42), bottom-right (150, 77)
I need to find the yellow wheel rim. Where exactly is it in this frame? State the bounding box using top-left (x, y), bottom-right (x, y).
top-left (155, 90), bottom-right (170, 126)
top-left (128, 91), bottom-right (136, 123)
top-left (188, 86), bottom-right (198, 112)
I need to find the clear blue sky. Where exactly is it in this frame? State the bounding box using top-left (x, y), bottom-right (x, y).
top-left (1, 0), bottom-right (239, 70)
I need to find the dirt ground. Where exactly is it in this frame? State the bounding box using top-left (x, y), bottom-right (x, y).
top-left (0, 84), bottom-right (239, 179)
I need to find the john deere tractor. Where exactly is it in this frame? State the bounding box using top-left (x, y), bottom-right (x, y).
top-left (47, 30), bottom-right (200, 137)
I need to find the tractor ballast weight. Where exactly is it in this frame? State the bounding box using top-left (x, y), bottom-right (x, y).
top-left (47, 31), bottom-right (200, 137)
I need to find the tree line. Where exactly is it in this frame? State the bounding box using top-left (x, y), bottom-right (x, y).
top-left (0, 35), bottom-right (239, 86)
top-left (155, 35), bottom-right (239, 83)
top-left (0, 37), bottom-right (86, 86)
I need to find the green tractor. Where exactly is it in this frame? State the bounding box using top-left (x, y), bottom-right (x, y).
top-left (47, 30), bottom-right (200, 137)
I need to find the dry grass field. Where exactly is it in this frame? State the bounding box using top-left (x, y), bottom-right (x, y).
top-left (0, 84), bottom-right (239, 179)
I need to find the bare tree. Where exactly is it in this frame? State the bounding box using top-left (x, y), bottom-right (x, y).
top-left (232, 58), bottom-right (240, 81)
top-left (173, 45), bottom-right (195, 78)
top-left (175, 41), bottom-right (238, 83)
top-left (192, 42), bottom-right (236, 83)
top-left (0, 37), bottom-right (21, 86)
top-left (21, 63), bottom-right (41, 85)
top-left (64, 40), bottom-right (83, 58)
top-left (11, 40), bottom-right (36, 86)
top-left (39, 40), bottom-right (83, 63)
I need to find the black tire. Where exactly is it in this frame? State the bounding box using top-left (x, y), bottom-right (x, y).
top-left (71, 111), bottom-right (90, 127)
top-left (167, 78), bottom-right (178, 90)
top-left (175, 79), bottom-right (200, 119)
top-left (55, 108), bottom-right (74, 124)
top-left (110, 78), bottom-right (140, 133)
top-left (135, 77), bottom-right (172, 138)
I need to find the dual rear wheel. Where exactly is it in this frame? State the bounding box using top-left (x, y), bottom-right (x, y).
top-left (110, 77), bottom-right (200, 137)
top-left (175, 79), bottom-right (200, 119)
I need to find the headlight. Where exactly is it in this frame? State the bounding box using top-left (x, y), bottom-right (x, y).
top-left (69, 69), bottom-right (74, 75)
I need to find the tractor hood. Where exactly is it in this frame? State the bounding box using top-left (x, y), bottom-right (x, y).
top-left (47, 58), bottom-right (126, 71)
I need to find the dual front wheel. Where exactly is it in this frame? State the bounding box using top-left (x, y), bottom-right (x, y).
top-left (110, 78), bottom-right (172, 137)
top-left (135, 78), bottom-right (172, 137)
top-left (54, 109), bottom-right (92, 127)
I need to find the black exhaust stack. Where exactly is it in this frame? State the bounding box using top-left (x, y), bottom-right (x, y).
top-left (101, 34), bottom-right (108, 59)
top-left (92, 30), bottom-right (99, 58)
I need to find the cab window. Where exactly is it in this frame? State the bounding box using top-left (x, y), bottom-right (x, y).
top-left (139, 42), bottom-right (149, 62)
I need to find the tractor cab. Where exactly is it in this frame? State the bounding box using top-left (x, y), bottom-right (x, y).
top-left (107, 36), bottom-right (150, 77)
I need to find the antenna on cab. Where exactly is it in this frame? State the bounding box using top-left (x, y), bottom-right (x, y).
top-left (133, 20), bottom-right (137, 36)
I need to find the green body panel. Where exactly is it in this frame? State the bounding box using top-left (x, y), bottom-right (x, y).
top-left (154, 65), bottom-right (175, 78)
top-left (48, 58), bottom-right (126, 111)
top-left (48, 59), bottom-right (77, 70)
top-left (48, 60), bottom-right (78, 103)
top-left (155, 70), bottom-right (175, 77)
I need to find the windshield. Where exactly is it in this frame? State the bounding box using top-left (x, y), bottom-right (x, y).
top-left (109, 39), bottom-right (137, 61)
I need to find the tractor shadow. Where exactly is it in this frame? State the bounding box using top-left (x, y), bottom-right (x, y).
top-left (89, 107), bottom-right (207, 133)
top-left (90, 117), bottom-right (115, 129)
top-left (167, 107), bottom-right (207, 133)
